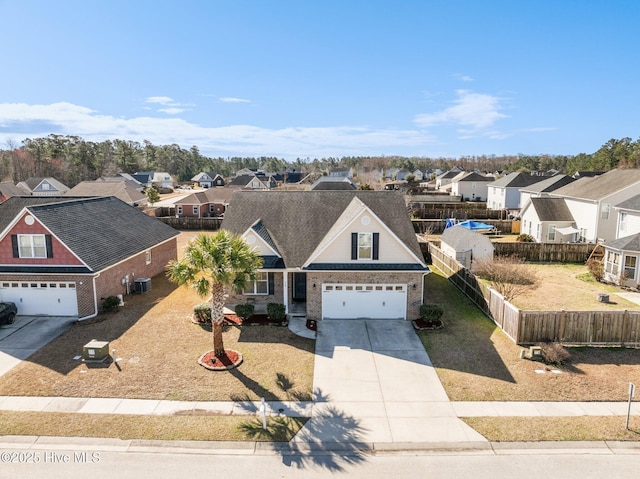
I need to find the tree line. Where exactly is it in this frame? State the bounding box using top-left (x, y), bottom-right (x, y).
top-left (1, 134), bottom-right (639, 188)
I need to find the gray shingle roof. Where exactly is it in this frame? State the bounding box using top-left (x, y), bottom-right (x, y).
top-left (221, 190), bottom-right (423, 268)
top-left (615, 194), bottom-right (640, 212)
top-left (530, 198), bottom-right (575, 222)
top-left (489, 172), bottom-right (551, 188)
top-left (520, 174), bottom-right (575, 193)
top-left (606, 233), bottom-right (640, 252)
top-left (65, 181), bottom-right (147, 205)
top-left (0, 196), bottom-right (179, 272)
top-left (552, 169), bottom-right (640, 201)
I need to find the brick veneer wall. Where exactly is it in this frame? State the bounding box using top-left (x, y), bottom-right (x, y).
top-left (225, 271), bottom-right (285, 311)
top-left (305, 271), bottom-right (426, 321)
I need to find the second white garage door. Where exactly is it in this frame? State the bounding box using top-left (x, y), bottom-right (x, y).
top-left (322, 283), bottom-right (407, 319)
top-left (0, 281), bottom-right (79, 316)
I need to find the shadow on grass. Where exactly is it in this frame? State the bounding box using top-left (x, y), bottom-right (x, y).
top-left (2, 273), bottom-right (178, 375)
top-left (238, 382), bottom-right (369, 472)
top-left (420, 268), bottom-right (516, 383)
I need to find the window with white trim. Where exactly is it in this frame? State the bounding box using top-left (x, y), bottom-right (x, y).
top-left (620, 212), bottom-right (627, 233)
top-left (605, 251), bottom-right (620, 276)
top-left (548, 225), bottom-right (556, 242)
top-left (193, 205), bottom-right (199, 216)
top-left (18, 234), bottom-right (47, 258)
top-left (624, 255), bottom-right (637, 280)
top-left (176, 205), bottom-right (183, 215)
top-left (601, 203), bottom-right (610, 220)
top-left (245, 272), bottom-right (268, 295)
top-left (145, 250), bottom-right (152, 265)
top-left (358, 232), bottom-right (372, 259)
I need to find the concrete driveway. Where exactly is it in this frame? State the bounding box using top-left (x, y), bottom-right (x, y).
top-left (292, 319), bottom-right (486, 446)
top-left (0, 316), bottom-right (77, 376)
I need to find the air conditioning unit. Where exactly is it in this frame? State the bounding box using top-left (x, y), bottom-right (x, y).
top-left (82, 339), bottom-right (110, 362)
top-left (134, 277), bottom-right (152, 293)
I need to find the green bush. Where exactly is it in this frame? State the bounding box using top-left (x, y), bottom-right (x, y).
top-left (234, 303), bottom-right (255, 320)
top-left (267, 303), bottom-right (286, 322)
top-left (193, 302), bottom-right (212, 323)
top-left (102, 295), bottom-right (120, 313)
top-left (419, 304), bottom-right (444, 322)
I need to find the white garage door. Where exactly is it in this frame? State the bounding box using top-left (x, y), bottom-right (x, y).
top-left (322, 283), bottom-right (407, 319)
top-left (0, 281), bottom-right (79, 316)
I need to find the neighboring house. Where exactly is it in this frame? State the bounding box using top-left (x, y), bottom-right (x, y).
top-left (191, 172), bottom-right (225, 188)
top-left (396, 168), bottom-right (412, 181)
top-left (227, 174), bottom-right (277, 190)
top-left (174, 188), bottom-right (235, 217)
top-left (440, 225), bottom-right (494, 268)
top-left (131, 173), bottom-right (152, 188)
top-left (16, 177), bottom-right (69, 196)
top-left (519, 174), bottom-right (575, 212)
top-left (435, 167), bottom-right (463, 190)
top-left (98, 175), bottom-right (145, 192)
top-left (328, 167), bottom-right (353, 178)
top-left (356, 167), bottom-right (384, 183)
top-left (150, 172), bottom-right (174, 189)
top-left (550, 169), bottom-right (640, 243)
top-left (0, 196), bottom-right (179, 318)
top-left (520, 197), bottom-right (578, 243)
top-left (0, 183), bottom-right (25, 203)
top-left (411, 169), bottom-right (425, 181)
top-left (310, 176), bottom-right (357, 191)
top-left (235, 168), bottom-right (267, 177)
top-left (614, 194), bottom-right (640, 240)
top-left (450, 172), bottom-right (493, 201)
top-left (486, 172), bottom-right (549, 211)
top-left (603, 234), bottom-right (640, 289)
top-left (221, 190), bottom-right (430, 321)
top-left (65, 181), bottom-right (148, 206)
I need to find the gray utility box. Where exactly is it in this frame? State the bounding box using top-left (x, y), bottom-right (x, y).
top-left (82, 339), bottom-right (110, 362)
top-left (134, 277), bottom-right (152, 293)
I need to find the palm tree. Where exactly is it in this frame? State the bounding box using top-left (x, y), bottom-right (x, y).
top-left (167, 231), bottom-right (263, 359)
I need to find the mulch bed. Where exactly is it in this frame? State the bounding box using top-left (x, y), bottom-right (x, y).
top-left (412, 318), bottom-right (444, 330)
top-left (198, 349), bottom-right (243, 371)
top-left (223, 313), bottom-right (288, 326)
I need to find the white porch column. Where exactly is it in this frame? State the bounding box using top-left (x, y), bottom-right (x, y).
top-left (283, 271), bottom-right (289, 314)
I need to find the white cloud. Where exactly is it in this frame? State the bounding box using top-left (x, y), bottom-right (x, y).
top-left (158, 107), bottom-right (186, 115)
top-left (414, 89), bottom-right (508, 130)
top-left (453, 73), bottom-right (474, 82)
top-left (144, 96), bottom-right (190, 114)
top-left (0, 101), bottom-right (435, 159)
top-left (219, 97), bottom-right (251, 103)
top-left (145, 96), bottom-right (175, 105)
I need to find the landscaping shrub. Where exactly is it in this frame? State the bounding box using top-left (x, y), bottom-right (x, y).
top-left (420, 304), bottom-right (444, 322)
top-left (234, 303), bottom-right (255, 320)
top-left (193, 302), bottom-right (212, 323)
top-left (267, 303), bottom-right (286, 322)
top-left (586, 258), bottom-right (604, 282)
top-left (516, 234), bottom-right (535, 242)
top-left (102, 295), bottom-right (121, 313)
top-left (537, 342), bottom-right (570, 366)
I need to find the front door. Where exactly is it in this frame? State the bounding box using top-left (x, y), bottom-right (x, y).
top-left (293, 273), bottom-right (307, 302)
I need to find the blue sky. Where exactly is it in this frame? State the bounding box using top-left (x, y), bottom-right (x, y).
top-left (1, 0), bottom-right (639, 160)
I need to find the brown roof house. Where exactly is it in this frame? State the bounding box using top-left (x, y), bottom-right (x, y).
top-left (174, 188), bottom-right (235, 218)
top-left (0, 196), bottom-right (179, 318)
top-left (221, 190), bottom-right (430, 321)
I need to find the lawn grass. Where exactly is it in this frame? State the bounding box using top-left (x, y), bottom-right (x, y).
top-left (463, 416), bottom-right (640, 442)
top-left (0, 411), bottom-right (306, 442)
top-left (0, 273), bottom-right (315, 402)
top-left (418, 268), bottom-right (640, 402)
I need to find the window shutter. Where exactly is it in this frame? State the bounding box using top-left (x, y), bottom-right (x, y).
top-left (268, 272), bottom-right (274, 295)
top-left (45, 235), bottom-right (53, 258)
top-left (351, 233), bottom-right (358, 260)
top-left (373, 233), bottom-right (379, 260)
top-left (11, 235), bottom-right (18, 258)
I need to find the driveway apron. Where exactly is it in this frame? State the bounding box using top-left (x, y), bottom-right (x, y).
top-left (293, 319), bottom-right (487, 445)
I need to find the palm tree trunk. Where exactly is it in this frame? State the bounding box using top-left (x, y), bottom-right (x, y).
top-left (210, 283), bottom-right (226, 357)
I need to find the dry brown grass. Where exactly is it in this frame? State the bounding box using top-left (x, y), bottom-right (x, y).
top-left (463, 416), bottom-right (640, 442)
top-left (0, 411), bottom-right (306, 441)
top-left (419, 268), bottom-right (640, 402)
top-left (511, 263), bottom-right (639, 311)
top-left (0, 272), bottom-right (314, 401)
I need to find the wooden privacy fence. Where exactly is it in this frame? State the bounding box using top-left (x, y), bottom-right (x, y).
top-left (428, 242), bottom-right (640, 347)
top-left (494, 242), bottom-right (595, 263)
top-left (157, 216), bottom-right (222, 230)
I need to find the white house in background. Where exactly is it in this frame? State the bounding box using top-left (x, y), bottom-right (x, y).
top-left (550, 169), bottom-right (640, 243)
top-left (149, 172), bottom-right (174, 189)
top-left (614, 194), bottom-right (640, 240)
top-left (519, 174), bottom-right (575, 212)
top-left (520, 197), bottom-right (578, 243)
top-left (486, 172), bottom-right (550, 211)
top-left (411, 169), bottom-right (425, 181)
top-left (450, 172), bottom-right (494, 202)
top-left (435, 167), bottom-right (463, 190)
top-left (440, 225), bottom-right (494, 268)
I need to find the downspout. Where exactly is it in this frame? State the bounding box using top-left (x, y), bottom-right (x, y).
top-left (78, 272), bottom-right (101, 321)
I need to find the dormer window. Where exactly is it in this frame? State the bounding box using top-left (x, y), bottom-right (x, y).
top-left (16, 234), bottom-right (47, 258)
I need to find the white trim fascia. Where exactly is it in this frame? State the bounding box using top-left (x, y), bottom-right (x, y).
top-left (241, 222), bottom-right (281, 258)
